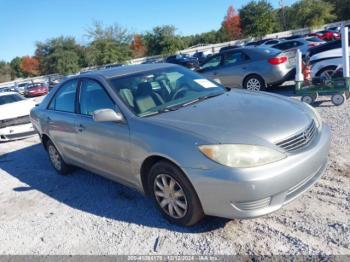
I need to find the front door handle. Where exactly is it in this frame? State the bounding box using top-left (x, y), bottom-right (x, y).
top-left (213, 71), bottom-right (218, 76)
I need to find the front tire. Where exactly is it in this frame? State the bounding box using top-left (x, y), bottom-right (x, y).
top-left (46, 140), bottom-right (71, 175)
top-left (148, 161), bottom-right (204, 226)
top-left (243, 75), bottom-right (266, 91)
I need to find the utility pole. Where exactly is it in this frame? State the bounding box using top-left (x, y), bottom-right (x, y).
top-left (279, 0), bottom-right (287, 31)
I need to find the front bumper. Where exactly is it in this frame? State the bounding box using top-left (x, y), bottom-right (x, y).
top-left (0, 123), bottom-right (36, 142)
top-left (184, 124), bottom-right (331, 219)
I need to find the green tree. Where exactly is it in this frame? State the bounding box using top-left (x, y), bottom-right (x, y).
top-left (10, 57), bottom-right (24, 79)
top-left (143, 25), bottom-right (186, 56)
top-left (35, 37), bottom-right (85, 75)
top-left (323, 0), bottom-right (349, 21)
top-left (239, 0), bottom-right (277, 38)
top-left (85, 21), bottom-right (132, 65)
top-left (290, 0), bottom-right (335, 29)
top-left (0, 61), bottom-right (12, 82)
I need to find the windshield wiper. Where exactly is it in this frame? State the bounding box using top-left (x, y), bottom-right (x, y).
top-left (141, 92), bottom-right (223, 117)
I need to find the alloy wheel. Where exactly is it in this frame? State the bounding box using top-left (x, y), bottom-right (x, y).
top-left (48, 145), bottom-right (61, 171)
top-left (246, 78), bottom-right (261, 91)
top-left (320, 69), bottom-right (335, 80)
top-left (153, 174), bottom-right (188, 219)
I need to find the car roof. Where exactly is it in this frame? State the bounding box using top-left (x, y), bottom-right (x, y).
top-left (80, 63), bottom-right (176, 79)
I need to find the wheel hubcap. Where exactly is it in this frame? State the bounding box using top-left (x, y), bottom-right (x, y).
top-left (333, 95), bottom-right (344, 105)
top-left (302, 96), bottom-right (313, 104)
top-left (246, 78), bottom-right (261, 91)
top-left (320, 70), bottom-right (334, 80)
top-left (154, 174), bottom-right (188, 219)
top-left (48, 145), bottom-right (61, 170)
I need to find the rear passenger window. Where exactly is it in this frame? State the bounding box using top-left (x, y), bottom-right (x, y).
top-left (79, 79), bottom-right (115, 116)
top-left (223, 52), bottom-right (248, 66)
top-left (48, 79), bottom-right (78, 113)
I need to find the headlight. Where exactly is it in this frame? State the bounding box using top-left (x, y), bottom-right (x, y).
top-left (304, 103), bottom-right (322, 129)
top-left (199, 144), bottom-right (286, 168)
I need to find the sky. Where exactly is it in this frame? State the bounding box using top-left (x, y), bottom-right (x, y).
top-left (0, 0), bottom-right (296, 62)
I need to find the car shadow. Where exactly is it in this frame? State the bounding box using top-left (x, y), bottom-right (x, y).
top-left (0, 143), bottom-right (229, 233)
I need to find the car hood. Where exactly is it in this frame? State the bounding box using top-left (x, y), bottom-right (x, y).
top-left (149, 90), bottom-right (313, 145)
top-left (0, 99), bottom-right (36, 120)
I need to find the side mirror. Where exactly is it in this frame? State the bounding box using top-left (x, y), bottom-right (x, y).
top-left (92, 109), bottom-right (124, 123)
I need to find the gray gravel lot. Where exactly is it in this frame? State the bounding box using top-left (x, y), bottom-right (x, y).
top-left (0, 88), bottom-right (349, 255)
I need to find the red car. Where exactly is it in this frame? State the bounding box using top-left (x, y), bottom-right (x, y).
top-left (309, 30), bottom-right (340, 41)
top-left (24, 83), bottom-right (49, 97)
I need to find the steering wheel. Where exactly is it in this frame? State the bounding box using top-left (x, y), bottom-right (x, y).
top-left (171, 86), bottom-right (188, 100)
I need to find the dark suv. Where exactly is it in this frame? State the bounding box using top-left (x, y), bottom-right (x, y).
top-left (165, 54), bottom-right (199, 69)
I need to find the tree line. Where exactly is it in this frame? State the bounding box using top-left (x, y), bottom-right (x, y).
top-left (0, 0), bottom-right (348, 83)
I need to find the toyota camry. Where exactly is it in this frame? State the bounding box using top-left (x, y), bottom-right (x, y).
top-left (30, 64), bottom-right (330, 226)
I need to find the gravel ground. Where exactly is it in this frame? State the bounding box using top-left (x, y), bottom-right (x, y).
top-left (0, 89), bottom-right (349, 255)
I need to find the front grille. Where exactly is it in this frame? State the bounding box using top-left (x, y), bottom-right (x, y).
top-left (0, 115), bottom-right (31, 129)
top-left (276, 120), bottom-right (317, 152)
top-left (235, 197), bottom-right (271, 211)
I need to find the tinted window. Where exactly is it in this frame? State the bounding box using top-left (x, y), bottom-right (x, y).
top-left (273, 41), bottom-right (302, 50)
top-left (306, 37), bottom-right (324, 43)
top-left (222, 52), bottom-right (247, 66)
top-left (201, 55), bottom-right (221, 70)
top-left (0, 94), bottom-right (24, 105)
top-left (265, 40), bottom-right (279, 45)
top-left (48, 79), bottom-right (78, 113)
top-left (79, 79), bottom-right (115, 116)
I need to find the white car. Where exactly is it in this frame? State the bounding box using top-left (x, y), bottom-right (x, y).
top-left (0, 92), bottom-right (36, 142)
top-left (309, 48), bottom-right (344, 79)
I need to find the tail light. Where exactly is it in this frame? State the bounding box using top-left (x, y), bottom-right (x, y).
top-left (268, 56), bottom-right (287, 65)
top-left (308, 43), bottom-right (318, 47)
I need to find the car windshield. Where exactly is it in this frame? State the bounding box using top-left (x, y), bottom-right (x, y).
top-left (0, 94), bottom-right (24, 105)
top-left (109, 66), bottom-right (225, 117)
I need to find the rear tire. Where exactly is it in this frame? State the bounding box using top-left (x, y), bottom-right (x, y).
top-left (148, 161), bottom-right (204, 226)
top-left (243, 75), bottom-right (266, 91)
top-left (46, 140), bottom-right (71, 175)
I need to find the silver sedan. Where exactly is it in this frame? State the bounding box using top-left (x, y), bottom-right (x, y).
top-left (30, 64), bottom-right (330, 226)
top-left (197, 47), bottom-right (296, 91)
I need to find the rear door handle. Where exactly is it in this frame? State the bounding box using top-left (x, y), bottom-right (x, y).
top-left (77, 124), bottom-right (85, 132)
top-left (213, 72), bottom-right (218, 75)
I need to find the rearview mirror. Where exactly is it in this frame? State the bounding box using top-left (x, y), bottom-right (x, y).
top-left (92, 109), bottom-right (124, 123)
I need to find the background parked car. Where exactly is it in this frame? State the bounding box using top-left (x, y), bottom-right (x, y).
top-left (271, 38), bottom-right (325, 55)
top-left (0, 92), bottom-right (36, 141)
top-left (165, 54), bottom-right (199, 69)
top-left (219, 45), bottom-right (241, 53)
top-left (192, 51), bottom-right (208, 64)
top-left (197, 47), bottom-right (296, 91)
top-left (259, 39), bottom-right (283, 46)
top-left (16, 82), bottom-right (30, 94)
top-left (309, 30), bottom-right (340, 41)
top-left (23, 82), bottom-right (49, 97)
